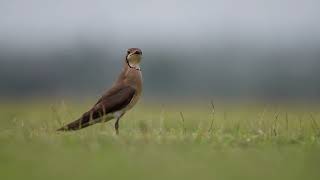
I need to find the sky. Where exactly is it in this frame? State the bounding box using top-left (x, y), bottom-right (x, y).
top-left (0, 0), bottom-right (319, 53)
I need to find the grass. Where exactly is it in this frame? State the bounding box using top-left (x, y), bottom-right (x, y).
top-left (0, 100), bottom-right (320, 180)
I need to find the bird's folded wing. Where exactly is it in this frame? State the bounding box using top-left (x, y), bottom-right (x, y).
top-left (86, 85), bottom-right (136, 120)
top-left (57, 86), bottom-right (136, 131)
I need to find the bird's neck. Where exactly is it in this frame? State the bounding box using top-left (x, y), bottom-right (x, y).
top-left (124, 59), bottom-right (141, 71)
top-left (116, 62), bottom-right (142, 89)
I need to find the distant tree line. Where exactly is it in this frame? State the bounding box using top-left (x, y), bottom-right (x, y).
top-left (0, 42), bottom-right (320, 101)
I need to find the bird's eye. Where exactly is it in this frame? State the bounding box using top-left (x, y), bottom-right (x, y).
top-left (127, 51), bottom-right (130, 54)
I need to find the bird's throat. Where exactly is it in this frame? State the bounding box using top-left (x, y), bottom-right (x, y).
top-left (126, 56), bottom-right (141, 71)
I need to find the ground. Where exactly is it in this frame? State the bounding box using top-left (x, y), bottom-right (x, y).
top-left (0, 101), bottom-right (319, 180)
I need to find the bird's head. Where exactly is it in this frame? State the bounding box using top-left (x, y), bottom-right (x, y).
top-left (126, 48), bottom-right (142, 69)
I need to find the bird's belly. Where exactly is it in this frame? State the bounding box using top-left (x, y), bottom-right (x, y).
top-left (101, 110), bottom-right (124, 122)
top-left (126, 93), bottom-right (141, 111)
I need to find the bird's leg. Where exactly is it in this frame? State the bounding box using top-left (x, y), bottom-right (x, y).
top-left (115, 118), bottom-right (120, 135)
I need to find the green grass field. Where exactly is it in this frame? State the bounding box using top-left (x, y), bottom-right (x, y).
top-left (0, 101), bottom-right (320, 180)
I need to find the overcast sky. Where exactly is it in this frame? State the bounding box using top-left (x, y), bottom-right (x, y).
top-left (0, 0), bottom-right (319, 51)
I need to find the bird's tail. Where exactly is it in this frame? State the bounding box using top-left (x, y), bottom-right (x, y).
top-left (57, 112), bottom-right (99, 131)
top-left (57, 118), bottom-right (96, 131)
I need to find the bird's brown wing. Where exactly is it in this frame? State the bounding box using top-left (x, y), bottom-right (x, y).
top-left (57, 86), bottom-right (136, 131)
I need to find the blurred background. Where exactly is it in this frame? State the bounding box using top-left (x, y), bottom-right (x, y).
top-left (0, 0), bottom-right (319, 102)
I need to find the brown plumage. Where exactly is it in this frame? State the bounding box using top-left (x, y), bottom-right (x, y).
top-left (57, 48), bottom-right (143, 134)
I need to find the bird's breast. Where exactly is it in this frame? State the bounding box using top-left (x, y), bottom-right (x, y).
top-left (122, 68), bottom-right (142, 111)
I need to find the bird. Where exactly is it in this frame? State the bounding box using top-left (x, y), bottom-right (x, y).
top-left (57, 48), bottom-right (143, 135)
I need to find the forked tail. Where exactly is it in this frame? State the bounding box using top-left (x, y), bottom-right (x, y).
top-left (57, 111), bottom-right (100, 131)
top-left (57, 118), bottom-right (94, 131)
